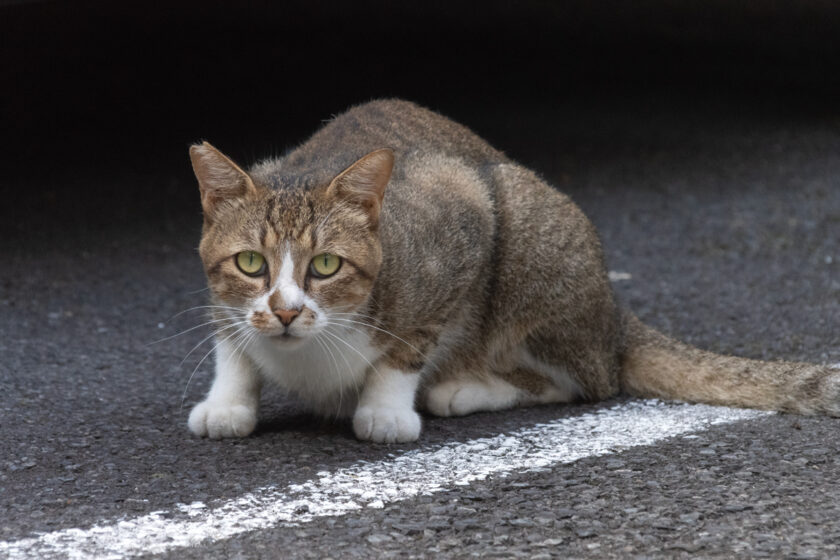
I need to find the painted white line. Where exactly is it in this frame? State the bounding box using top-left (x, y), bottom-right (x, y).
top-left (0, 401), bottom-right (769, 560)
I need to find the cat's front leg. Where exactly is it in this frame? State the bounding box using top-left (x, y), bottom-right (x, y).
top-left (188, 337), bottom-right (262, 439)
top-left (353, 365), bottom-right (421, 443)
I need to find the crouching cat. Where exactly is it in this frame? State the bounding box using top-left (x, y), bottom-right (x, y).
top-left (186, 99), bottom-right (839, 443)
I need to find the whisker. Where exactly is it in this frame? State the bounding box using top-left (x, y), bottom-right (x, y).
top-left (179, 320), bottom-right (251, 366)
top-left (329, 311), bottom-right (380, 320)
top-left (221, 329), bottom-right (260, 389)
top-left (321, 329), bottom-right (358, 390)
top-left (325, 317), bottom-right (428, 360)
top-left (319, 328), bottom-right (363, 411)
top-left (180, 323), bottom-right (253, 410)
top-left (328, 311), bottom-right (393, 327)
top-left (227, 325), bottom-right (256, 367)
top-left (321, 326), bottom-right (383, 385)
top-left (167, 305), bottom-right (243, 322)
top-left (180, 322), bottom-right (253, 410)
top-left (313, 334), bottom-right (344, 420)
top-left (148, 315), bottom-right (248, 346)
top-left (185, 287), bottom-right (211, 295)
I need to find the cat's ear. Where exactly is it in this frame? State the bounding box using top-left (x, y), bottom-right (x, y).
top-left (327, 149), bottom-right (394, 224)
top-left (189, 141), bottom-right (259, 222)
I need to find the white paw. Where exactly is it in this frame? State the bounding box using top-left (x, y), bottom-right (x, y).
top-left (353, 405), bottom-right (421, 443)
top-left (188, 400), bottom-right (258, 439)
top-left (426, 379), bottom-right (520, 417)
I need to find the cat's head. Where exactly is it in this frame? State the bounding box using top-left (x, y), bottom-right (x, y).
top-left (189, 142), bottom-right (393, 349)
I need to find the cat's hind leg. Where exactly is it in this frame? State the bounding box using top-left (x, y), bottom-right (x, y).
top-left (424, 348), bottom-right (582, 417)
top-left (425, 376), bottom-right (520, 417)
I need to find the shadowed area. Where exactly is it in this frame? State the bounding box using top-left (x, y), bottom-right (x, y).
top-left (2, 0), bottom-right (840, 243)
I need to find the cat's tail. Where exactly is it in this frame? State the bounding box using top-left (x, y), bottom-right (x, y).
top-left (619, 311), bottom-right (840, 416)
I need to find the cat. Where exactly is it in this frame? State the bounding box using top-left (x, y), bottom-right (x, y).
top-left (186, 99), bottom-right (839, 443)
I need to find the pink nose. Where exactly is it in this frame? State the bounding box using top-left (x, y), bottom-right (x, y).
top-left (273, 308), bottom-right (300, 326)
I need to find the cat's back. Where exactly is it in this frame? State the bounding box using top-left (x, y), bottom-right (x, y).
top-left (254, 99), bottom-right (508, 185)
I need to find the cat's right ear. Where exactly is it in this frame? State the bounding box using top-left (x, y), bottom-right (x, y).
top-left (189, 141), bottom-right (259, 222)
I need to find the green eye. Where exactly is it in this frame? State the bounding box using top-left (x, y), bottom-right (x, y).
top-left (235, 251), bottom-right (266, 276)
top-left (310, 253), bottom-right (341, 277)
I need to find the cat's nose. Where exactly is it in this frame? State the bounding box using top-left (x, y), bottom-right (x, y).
top-left (273, 308), bottom-right (300, 326)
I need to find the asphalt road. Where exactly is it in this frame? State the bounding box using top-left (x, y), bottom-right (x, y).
top-left (1, 95), bottom-right (839, 558)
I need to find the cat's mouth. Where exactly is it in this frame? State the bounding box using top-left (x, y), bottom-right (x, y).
top-left (264, 331), bottom-right (311, 350)
top-left (272, 331), bottom-right (296, 339)
top-left (266, 328), bottom-right (310, 346)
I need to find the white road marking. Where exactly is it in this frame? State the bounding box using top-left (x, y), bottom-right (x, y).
top-left (0, 401), bottom-right (770, 560)
top-left (608, 271), bottom-right (632, 281)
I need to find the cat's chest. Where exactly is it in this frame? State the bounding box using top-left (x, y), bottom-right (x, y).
top-left (247, 328), bottom-right (380, 408)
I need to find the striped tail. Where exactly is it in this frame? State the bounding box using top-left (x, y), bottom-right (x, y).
top-left (620, 311), bottom-right (840, 416)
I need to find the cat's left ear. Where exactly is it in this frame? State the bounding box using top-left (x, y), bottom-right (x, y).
top-left (327, 149), bottom-right (394, 225)
top-left (189, 141), bottom-right (259, 222)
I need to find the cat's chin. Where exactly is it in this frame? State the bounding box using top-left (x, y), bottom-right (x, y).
top-left (264, 332), bottom-right (311, 350)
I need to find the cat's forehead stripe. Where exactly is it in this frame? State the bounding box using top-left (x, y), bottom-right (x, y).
top-left (259, 192), bottom-right (319, 249)
top-left (260, 224), bottom-right (278, 248)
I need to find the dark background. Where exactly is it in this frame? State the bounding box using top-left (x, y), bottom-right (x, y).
top-left (3, 0), bottom-right (840, 244)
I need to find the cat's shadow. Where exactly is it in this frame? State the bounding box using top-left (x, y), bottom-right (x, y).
top-left (252, 397), bottom-right (630, 448)
top-left (255, 412), bottom-right (355, 440)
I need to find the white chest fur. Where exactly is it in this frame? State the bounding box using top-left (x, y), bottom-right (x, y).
top-left (246, 327), bottom-right (381, 416)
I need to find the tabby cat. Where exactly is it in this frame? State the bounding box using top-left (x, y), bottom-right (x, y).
top-left (187, 99), bottom-right (839, 443)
